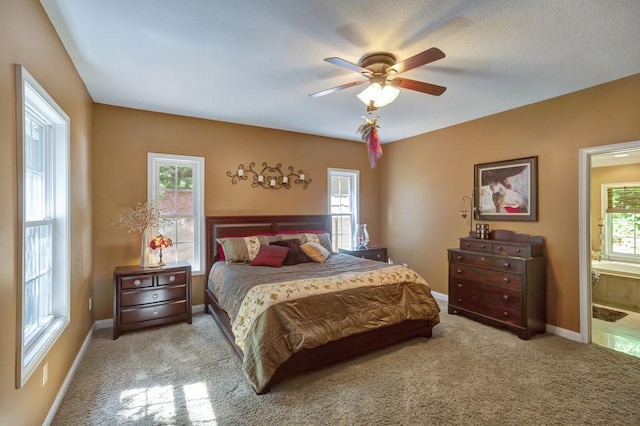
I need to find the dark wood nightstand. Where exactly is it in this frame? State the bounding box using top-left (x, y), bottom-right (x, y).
top-left (339, 246), bottom-right (388, 263)
top-left (113, 261), bottom-right (192, 339)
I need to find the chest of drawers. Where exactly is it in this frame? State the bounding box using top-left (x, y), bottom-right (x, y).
top-left (447, 230), bottom-right (545, 340)
top-left (113, 261), bottom-right (192, 339)
top-left (339, 246), bottom-right (388, 262)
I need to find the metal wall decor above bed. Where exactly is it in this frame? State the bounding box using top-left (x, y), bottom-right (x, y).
top-left (227, 162), bottom-right (311, 189)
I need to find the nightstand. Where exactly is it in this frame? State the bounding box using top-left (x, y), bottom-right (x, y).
top-left (339, 246), bottom-right (388, 263)
top-left (113, 261), bottom-right (192, 339)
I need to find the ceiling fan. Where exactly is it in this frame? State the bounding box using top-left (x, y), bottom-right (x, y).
top-left (309, 47), bottom-right (447, 112)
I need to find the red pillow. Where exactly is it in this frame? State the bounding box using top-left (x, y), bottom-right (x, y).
top-left (249, 245), bottom-right (290, 268)
top-left (270, 239), bottom-right (311, 266)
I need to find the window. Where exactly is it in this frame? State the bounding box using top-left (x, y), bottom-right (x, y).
top-left (328, 168), bottom-right (359, 250)
top-left (602, 183), bottom-right (640, 261)
top-left (16, 65), bottom-right (70, 388)
top-left (148, 153), bottom-right (205, 274)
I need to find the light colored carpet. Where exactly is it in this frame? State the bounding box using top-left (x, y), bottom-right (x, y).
top-left (52, 299), bottom-right (640, 425)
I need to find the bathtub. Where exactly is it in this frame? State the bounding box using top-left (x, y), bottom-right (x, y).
top-left (592, 260), bottom-right (640, 279)
top-left (592, 260), bottom-right (640, 312)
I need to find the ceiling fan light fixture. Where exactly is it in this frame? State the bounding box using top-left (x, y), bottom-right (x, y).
top-left (357, 83), bottom-right (399, 108)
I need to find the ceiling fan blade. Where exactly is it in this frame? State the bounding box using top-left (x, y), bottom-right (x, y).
top-left (324, 57), bottom-right (371, 75)
top-left (390, 47), bottom-right (445, 74)
top-left (308, 80), bottom-right (368, 98)
top-left (391, 77), bottom-right (447, 96)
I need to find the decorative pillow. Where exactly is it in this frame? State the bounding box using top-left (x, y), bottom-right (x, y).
top-left (300, 242), bottom-right (331, 264)
top-left (217, 235), bottom-right (280, 263)
top-left (270, 239), bottom-right (311, 266)
top-left (278, 231), bottom-right (334, 253)
top-left (249, 245), bottom-right (290, 268)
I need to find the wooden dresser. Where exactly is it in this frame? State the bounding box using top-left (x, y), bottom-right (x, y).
top-left (447, 230), bottom-right (545, 340)
top-left (113, 261), bottom-right (192, 339)
top-left (339, 246), bottom-right (388, 262)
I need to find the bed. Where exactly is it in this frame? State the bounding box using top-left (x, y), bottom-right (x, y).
top-left (204, 215), bottom-right (440, 393)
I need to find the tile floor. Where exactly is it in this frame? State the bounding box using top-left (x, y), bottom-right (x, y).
top-left (592, 303), bottom-right (640, 358)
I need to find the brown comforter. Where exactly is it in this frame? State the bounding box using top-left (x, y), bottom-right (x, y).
top-left (208, 254), bottom-right (440, 392)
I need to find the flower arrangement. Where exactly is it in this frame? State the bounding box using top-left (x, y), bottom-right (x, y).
top-left (115, 200), bottom-right (166, 233)
top-left (356, 116), bottom-right (382, 169)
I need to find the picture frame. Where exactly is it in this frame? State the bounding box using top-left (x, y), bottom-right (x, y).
top-left (474, 156), bottom-right (538, 221)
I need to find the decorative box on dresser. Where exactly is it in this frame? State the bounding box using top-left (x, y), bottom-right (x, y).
top-left (447, 230), bottom-right (545, 340)
top-left (339, 246), bottom-right (388, 263)
top-left (113, 261), bottom-right (192, 339)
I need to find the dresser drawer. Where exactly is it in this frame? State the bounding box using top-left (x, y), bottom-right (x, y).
top-left (157, 270), bottom-right (187, 286)
top-left (121, 274), bottom-right (153, 290)
top-left (475, 303), bottom-right (522, 327)
top-left (120, 285), bottom-right (187, 307)
top-left (479, 285), bottom-right (522, 309)
top-left (120, 300), bottom-right (187, 324)
top-left (492, 243), bottom-right (533, 257)
top-left (449, 250), bottom-right (526, 273)
top-left (449, 264), bottom-right (523, 292)
top-left (459, 239), bottom-right (493, 253)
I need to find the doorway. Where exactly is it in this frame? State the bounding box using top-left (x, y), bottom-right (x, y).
top-left (579, 140), bottom-right (640, 358)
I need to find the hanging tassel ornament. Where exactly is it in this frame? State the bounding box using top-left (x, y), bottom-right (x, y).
top-left (356, 116), bottom-right (383, 168)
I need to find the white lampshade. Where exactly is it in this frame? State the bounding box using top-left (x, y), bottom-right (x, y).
top-left (357, 83), bottom-right (400, 108)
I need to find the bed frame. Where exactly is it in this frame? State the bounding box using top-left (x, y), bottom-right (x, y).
top-left (204, 214), bottom-right (435, 393)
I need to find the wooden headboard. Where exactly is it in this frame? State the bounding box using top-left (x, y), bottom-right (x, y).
top-left (205, 215), bottom-right (332, 272)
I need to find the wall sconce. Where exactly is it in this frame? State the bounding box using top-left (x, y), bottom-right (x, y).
top-left (227, 162), bottom-right (311, 189)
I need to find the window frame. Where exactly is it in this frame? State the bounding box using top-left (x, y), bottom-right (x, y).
top-left (16, 65), bottom-right (70, 388)
top-left (601, 182), bottom-right (640, 262)
top-left (327, 168), bottom-right (359, 251)
top-left (148, 153), bottom-right (205, 274)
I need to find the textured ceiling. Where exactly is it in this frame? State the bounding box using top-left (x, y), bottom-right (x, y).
top-left (41, 0), bottom-right (640, 143)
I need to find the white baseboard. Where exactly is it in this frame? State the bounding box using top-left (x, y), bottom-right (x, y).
top-left (431, 290), bottom-right (448, 302)
top-left (42, 324), bottom-right (94, 426)
top-left (545, 323), bottom-right (582, 342)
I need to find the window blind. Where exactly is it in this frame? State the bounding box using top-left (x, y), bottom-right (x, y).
top-left (606, 186), bottom-right (640, 213)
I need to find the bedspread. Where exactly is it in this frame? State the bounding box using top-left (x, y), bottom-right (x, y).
top-left (208, 254), bottom-right (440, 392)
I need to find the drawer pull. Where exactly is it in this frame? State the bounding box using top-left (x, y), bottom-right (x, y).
top-left (152, 293), bottom-right (158, 299)
top-left (133, 279), bottom-right (141, 286)
top-left (502, 294), bottom-right (509, 300)
top-left (503, 262), bottom-right (510, 268)
top-left (457, 298), bottom-right (463, 303)
top-left (169, 275), bottom-right (176, 282)
top-left (497, 246), bottom-right (502, 250)
top-left (503, 312), bottom-right (509, 318)
top-left (516, 248), bottom-right (521, 253)
top-left (465, 243), bottom-right (471, 247)
top-left (457, 283), bottom-right (462, 288)
top-left (456, 269), bottom-right (463, 274)
top-left (376, 254), bottom-right (381, 258)
top-left (152, 310), bottom-right (159, 317)
top-left (456, 255), bottom-right (462, 260)
top-left (503, 277), bottom-right (510, 283)
top-left (481, 244), bottom-right (486, 248)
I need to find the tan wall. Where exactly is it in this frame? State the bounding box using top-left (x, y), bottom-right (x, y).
top-left (92, 105), bottom-right (380, 320)
top-left (380, 73), bottom-right (640, 333)
top-left (0, 0), bottom-right (94, 424)
top-left (591, 164), bottom-right (640, 252)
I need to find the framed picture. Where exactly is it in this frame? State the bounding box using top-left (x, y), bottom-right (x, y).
top-left (474, 156), bottom-right (538, 221)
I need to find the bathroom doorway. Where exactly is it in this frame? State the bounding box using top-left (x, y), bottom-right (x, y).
top-left (579, 141), bottom-right (640, 358)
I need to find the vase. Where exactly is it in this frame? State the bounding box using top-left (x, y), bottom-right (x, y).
top-left (353, 224), bottom-right (370, 249)
top-left (140, 228), bottom-right (151, 268)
